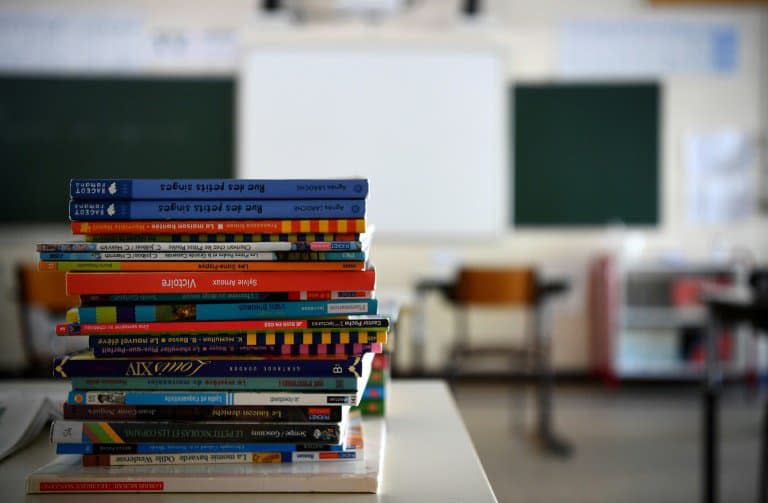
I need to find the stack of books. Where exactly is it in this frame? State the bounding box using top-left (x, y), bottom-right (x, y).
top-left (32, 178), bottom-right (388, 492)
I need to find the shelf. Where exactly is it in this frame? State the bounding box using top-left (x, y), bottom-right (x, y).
top-left (623, 306), bottom-right (708, 329)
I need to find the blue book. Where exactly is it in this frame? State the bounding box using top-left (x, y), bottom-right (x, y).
top-left (39, 251), bottom-right (366, 261)
top-left (69, 199), bottom-right (365, 221)
top-left (54, 352), bottom-right (372, 379)
top-left (70, 179), bottom-right (369, 200)
top-left (73, 299), bottom-right (378, 323)
top-left (57, 442), bottom-right (344, 455)
top-left (67, 389), bottom-right (360, 406)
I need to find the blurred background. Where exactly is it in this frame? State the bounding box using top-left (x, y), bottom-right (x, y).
top-left (0, 0), bottom-right (767, 501)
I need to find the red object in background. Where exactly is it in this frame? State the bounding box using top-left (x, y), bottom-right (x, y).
top-left (671, 278), bottom-right (703, 307)
top-left (689, 330), bottom-right (734, 364)
top-left (671, 276), bottom-right (733, 308)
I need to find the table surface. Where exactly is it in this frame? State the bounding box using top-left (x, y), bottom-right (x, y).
top-left (0, 379), bottom-right (497, 503)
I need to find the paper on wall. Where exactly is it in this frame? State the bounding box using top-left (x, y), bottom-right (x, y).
top-left (686, 130), bottom-right (757, 225)
top-left (559, 19), bottom-right (739, 77)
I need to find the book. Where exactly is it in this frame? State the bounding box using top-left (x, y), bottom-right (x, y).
top-left (41, 260), bottom-right (365, 272)
top-left (65, 269), bottom-right (377, 294)
top-left (77, 415), bottom-right (363, 465)
top-left (72, 219), bottom-right (366, 235)
top-left (67, 389), bottom-right (361, 406)
top-left (58, 318), bottom-right (390, 336)
top-left (27, 419), bottom-right (383, 493)
top-left (39, 251), bottom-right (366, 262)
top-left (90, 337), bottom-right (383, 358)
top-left (53, 351), bottom-right (373, 379)
top-left (51, 420), bottom-right (345, 445)
top-left (37, 240), bottom-right (367, 252)
top-left (0, 391), bottom-right (64, 462)
top-left (67, 299), bottom-right (379, 323)
top-left (62, 403), bottom-right (346, 423)
top-left (70, 179), bottom-right (369, 200)
top-left (69, 199), bottom-right (366, 221)
top-left (81, 450), bottom-right (360, 466)
top-left (68, 376), bottom-right (360, 391)
top-left (78, 290), bottom-right (375, 305)
top-left (57, 441), bottom-right (347, 455)
top-left (85, 232), bottom-right (362, 242)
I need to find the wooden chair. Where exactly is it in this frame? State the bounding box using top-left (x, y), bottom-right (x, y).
top-left (17, 264), bottom-right (79, 373)
top-left (444, 266), bottom-right (572, 456)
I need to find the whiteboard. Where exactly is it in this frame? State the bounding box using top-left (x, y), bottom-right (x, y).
top-left (238, 48), bottom-right (506, 238)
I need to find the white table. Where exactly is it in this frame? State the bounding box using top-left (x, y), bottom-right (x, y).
top-left (0, 380), bottom-right (497, 502)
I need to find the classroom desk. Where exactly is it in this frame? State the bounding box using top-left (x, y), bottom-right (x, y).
top-left (703, 290), bottom-right (768, 503)
top-left (0, 380), bottom-right (497, 503)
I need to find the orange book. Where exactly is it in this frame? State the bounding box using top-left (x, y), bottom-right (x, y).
top-left (39, 261), bottom-right (364, 272)
top-left (72, 219), bottom-right (366, 235)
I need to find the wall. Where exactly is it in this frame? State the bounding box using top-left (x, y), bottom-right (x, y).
top-left (0, 0), bottom-right (766, 373)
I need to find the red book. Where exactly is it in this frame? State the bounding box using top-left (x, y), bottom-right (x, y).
top-left (66, 269), bottom-right (376, 295)
top-left (71, 219), bottom-right (366, 235)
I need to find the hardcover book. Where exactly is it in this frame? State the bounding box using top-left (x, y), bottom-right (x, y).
top-left (71, 219), bottom-right (366, 235)
top-left (67, 389), bottom-right (362, 407)
top-left (41, 260), bottom-right (365, 272)
top-left (69, 200), bottom-right (366, 221)
top-left (70, 179), bottom-right (369, 200)
top-left (38, 240), bottom-right (367, 252)
top-left (62, 404), bottom-right (347, 423)
top-left (65, 269), bottom-right (377, 295)
top-left (50, 420), bottom-right (345, 445)
top-left (58, 318), bottom-right (390, 336)
top-left (53, 351), bottom-right (374, 380)
top-left (67, 299), bottom-right (379, 323)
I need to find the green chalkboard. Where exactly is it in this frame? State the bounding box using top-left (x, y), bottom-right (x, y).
top-left (0, 76), bottom-right (234, 223)
top-left (513, 83), bottom-right (659, 226)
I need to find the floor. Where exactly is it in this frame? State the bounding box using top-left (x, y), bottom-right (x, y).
top-left (453, 382), bottom-right (764, 503)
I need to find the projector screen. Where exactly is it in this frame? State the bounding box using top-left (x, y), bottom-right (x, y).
top-left (239, 48), bottom-right (506, 239)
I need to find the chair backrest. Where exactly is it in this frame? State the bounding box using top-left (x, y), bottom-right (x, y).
top-left (454, 267), bottom-right (537, 306)
top-left (18, 264), bottom-right (78, 312)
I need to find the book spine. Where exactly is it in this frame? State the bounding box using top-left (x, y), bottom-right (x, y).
top-left (80, 452), bottom-right (292, 466)
top-left (41, 260), bottom-right (365, 272)
top-left (57, 441), bottom-right (343, 455)
top-left (90, 340), bottom-right (382, 358)
top-left (69, 376), bottom-right (358, 391)
top-left (70, 179), bottom-right (369, 200)
top-left (68, 390), bottom-right (359, 406)
top-left (69, 200), bottom-right (366, 221)
top-left (58, 319), bottom-right (389, 336)
top-left (71, 299), bottom-right (378, 323)
top-left (51, 421), bottom-right (342, 444)
top-left (53, 354), bottom-right (366, 379)
top-left (62, 404), bottom-right (344, 422)
top-left (65, 269), bottom-right (376, 294)
top-left (72, 219), bottom-right (366, 235)
top-left (84, 232), bottom-right (361, 242)
top-left (78, 290), bottom-right (374, 304)
top-left (79, 451), bottom-right (358, 466)
top-left (37, 241), bottom-right (363, 252)
top-left (39, 251), bottom-right (365, 261)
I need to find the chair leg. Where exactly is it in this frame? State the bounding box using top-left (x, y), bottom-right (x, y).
top-left (759, 397), bottom-right (767, 503)
top-left (534, 302), bottom-right (572, 457)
